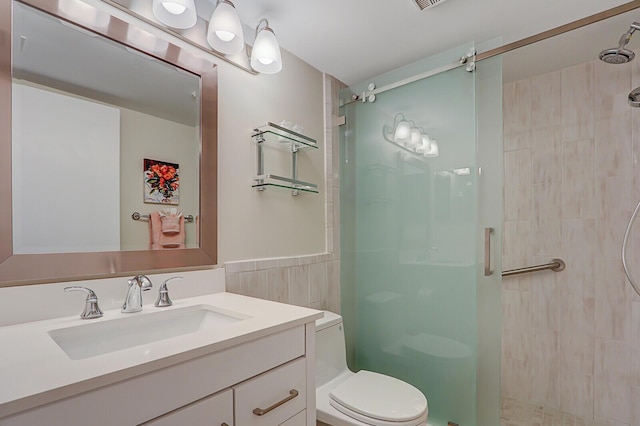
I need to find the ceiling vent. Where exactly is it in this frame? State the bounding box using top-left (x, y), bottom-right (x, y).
top-left (414, 0), bottom-right (449, 10)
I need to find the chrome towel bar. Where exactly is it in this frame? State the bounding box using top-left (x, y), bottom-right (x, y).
top-left (502, 258), bottom-right (565, 277)
top-left (131, 212), bottom-right (195, 223)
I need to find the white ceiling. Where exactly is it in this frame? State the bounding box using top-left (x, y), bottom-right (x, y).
top-left (223, 0), bottom-right (636, 86)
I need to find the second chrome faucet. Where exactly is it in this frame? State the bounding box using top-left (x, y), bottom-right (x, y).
top-left (121, 275), bottom-right (153, 313)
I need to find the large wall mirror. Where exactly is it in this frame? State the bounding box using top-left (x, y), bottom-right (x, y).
top-left (0, 0), bottom-right (218, 286)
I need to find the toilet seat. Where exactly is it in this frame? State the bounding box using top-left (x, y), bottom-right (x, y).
top-left (328, 371), bottom-right (428, 426)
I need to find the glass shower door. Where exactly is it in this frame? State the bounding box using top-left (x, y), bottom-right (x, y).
top-left (340, 43), bottom-right (502, 426)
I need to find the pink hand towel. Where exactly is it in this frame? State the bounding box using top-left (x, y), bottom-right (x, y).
top-left (149, 212), bottom-right (185, 249)
top-left (160, 215), bottom-right (181, 234)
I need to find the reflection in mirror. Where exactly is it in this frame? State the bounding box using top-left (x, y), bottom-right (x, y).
top-left (12, 2), bottom-right (200, 254)
top-left (0, 0), bottom-right (217, 286)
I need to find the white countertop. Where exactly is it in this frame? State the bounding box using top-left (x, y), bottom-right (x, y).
top-left (0, 292), bottom-right (322, 418)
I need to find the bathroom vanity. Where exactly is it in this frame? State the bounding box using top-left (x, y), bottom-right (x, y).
top-left (0, 292), bottom-right (322, 425)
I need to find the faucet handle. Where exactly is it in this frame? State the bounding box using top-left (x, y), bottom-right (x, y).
top-left (133, 274), bottom-right (153, 291)
top-left (155, 276), bottom-right (183, 307)
top-left (64, 286), bottom-right (103, 319)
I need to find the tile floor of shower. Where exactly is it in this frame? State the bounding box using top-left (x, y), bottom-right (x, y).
top-left (500, 397), bottom-right (612, 426)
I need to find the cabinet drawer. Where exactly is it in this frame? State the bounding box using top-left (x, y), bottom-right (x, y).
top-left (142, 388), bottom-right (233, 426)
top-left (280, 410), bottom-right (306, 426)
top-left (234, 357), bottom-right (306, 426)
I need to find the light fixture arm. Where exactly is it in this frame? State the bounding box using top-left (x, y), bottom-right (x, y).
top-left (255, 18), bottom-right (270, 38)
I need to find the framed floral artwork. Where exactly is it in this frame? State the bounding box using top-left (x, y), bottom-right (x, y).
top-left (144, 158), bottom-right (180, 205)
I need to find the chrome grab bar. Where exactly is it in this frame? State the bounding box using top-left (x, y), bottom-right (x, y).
top-left (502, 258), bottom-right (565, 277)
top-left (484, 228), bottom-right (493, 276)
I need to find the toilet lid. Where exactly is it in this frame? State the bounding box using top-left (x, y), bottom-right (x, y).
top-left (329, 371), bottom-right (428, 423)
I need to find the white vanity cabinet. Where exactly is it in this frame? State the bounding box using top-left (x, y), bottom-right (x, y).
top-left (0, 320), bottom-right (318, 426)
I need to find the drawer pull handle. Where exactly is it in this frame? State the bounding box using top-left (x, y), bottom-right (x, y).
top-left (252, 389), bottom-right (299, 416)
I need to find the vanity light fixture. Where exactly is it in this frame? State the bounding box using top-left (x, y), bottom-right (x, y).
top-left (415, 132), bottom-right (432, 154)
top-left (207, 0), bottom-right (244, 54)
top-left (392, 113), bottom-right (411, 144)
top-left (424, 139), bottom-right (439, 157)
top-left (152, 0), bottom-right (197, 29)
top-left (251, 19), bottom-right (282, 74)
top-left (407, 124), bottom-right (422, 150)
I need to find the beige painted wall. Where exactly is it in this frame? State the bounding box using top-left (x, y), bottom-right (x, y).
top-left (216, 49), bottom-right (326, 263)
top-left (502, 54), bottom-right (640, 424)
top-left (119, 109), bottom-right (199, 250)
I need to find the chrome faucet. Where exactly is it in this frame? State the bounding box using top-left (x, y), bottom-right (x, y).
top-left (65, 286), bottom-right (103, 319)
top-left (155, 276), bottom-right (183, 307)
top-left (122, 275), bottom-right (153, 313)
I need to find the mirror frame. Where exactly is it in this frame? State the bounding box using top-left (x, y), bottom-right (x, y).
top-left (0, 0), bottom-right (218, 287)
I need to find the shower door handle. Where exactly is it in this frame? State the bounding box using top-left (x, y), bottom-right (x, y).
top-left (484, 227), bottom-right (493, 276)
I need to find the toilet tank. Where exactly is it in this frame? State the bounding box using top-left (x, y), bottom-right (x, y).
top-left (315, 311), bottom-right (350, 387)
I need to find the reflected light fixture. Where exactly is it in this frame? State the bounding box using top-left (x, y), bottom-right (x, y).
top-left (152, 0), bottom-right (197, 29)
top-left (416, 133), bottom-right (432, 154)
top-left (407, 124), bottom-right (422, 149)
top-left (207, 0), bottom-right (244, 54)
top-left (392, 113), bottom-right (411, 144)
top-left (424, 140), bottom-right (439, 157)
top-left (251, 19), bottom-right (282, 74)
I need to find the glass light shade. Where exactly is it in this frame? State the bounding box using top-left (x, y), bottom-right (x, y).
top-left (59, 0), bottom-right (110, 28)
top-left (416, 134), bottom-right (432, 153)
top-left (152, 0), bottom-right (197, 29)
top-left (407, 128), bottom-right (422, 149)
top-left (207, 0), bottom-right (245, 54)
top-left (424, 140), bottom-right (439, 157)
top-left (393, 120), bottom-right (411, 144)
top-left (251, 27), bottom-right (282, 74)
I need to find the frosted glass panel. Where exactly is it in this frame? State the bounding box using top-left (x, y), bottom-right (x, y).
top-left (340, 42), bottom-right (501, 426)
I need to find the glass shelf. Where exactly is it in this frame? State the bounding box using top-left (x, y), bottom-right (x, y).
top-left (252, 122), bottom-right (318, 149)
top-left (251, 123), bottom-right (319, 196)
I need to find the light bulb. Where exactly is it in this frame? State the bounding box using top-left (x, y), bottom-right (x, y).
top-left (259, 57), bottom-right (274, 65)
top-left (162, 2), bottom-right (186, 14)
top-left (215, 30), bottom-right (235, 42)
top-left (408, 128), bottom-right (422, 149)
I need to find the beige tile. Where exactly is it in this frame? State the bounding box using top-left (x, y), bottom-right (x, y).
top-left (562, 62), bottom-right (595, 142)
top-left (531, 269), bottom-right (561, 332)
top-left (560, 371), bottom-right (593, 419)
top-left (289, 265), bottom-right (310, 307)
top-left (309, 262), bottom-right (328, 307)
top-left (505, 131), bottom-right (531, 152)
top-left (594, 112), bottom-right (632, 178)
top-left (596, 175), bottom-right (633, 260)
top-left (560, 296), bottom-right (595, 375)
top-left (504, 80), bottom-right (532, 136)
top-left (595, 259), bottom-right (631, 341)
top-left (562, 139), bottom-right (596, 220)
top-left (531, 328), bottom-right (561, 408)
top-left (531, 70), bottom-right (563, 129)
top-left (594, 59), bottom-right (632, 120)
top-left (532, 182), bottom-right (562, 256)
top-left (502, 357), bottom-right (533, 401)
top-left (631, 386), bottom-right (640, 426)
top-left (225, 273), bottom-right (241, 294)
top-left (327, 260), bottom-right (341, 314)
top-left (224, 260), bottom-right (257, 274)
top-left (594, 339), bottom-right (631, 424)
top-left (562, 219), bottom-right (597, 298)
top-left (505, 149), bottom-right (532, 220)
top-left (532, 126), bottom-right (563, 185)
top-left (239, 270), bottom-right (268, 300)
top-left (503, 220), bottom-right (533, 275)
top-left (266, 268), bottom-right (289, 303)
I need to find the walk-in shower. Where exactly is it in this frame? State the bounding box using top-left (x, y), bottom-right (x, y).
top-left (600, 22), bottom-right (640, 297)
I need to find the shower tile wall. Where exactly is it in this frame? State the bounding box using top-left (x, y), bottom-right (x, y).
top-left (502, 57), bottom-right (640, 425)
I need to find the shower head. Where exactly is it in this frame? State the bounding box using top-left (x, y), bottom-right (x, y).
top-left (599, 22), bottom-right (640, 64)
top-left (629, 87), bottom-right (640, 107)
top-left (599, 48), bottom-right (635, 64)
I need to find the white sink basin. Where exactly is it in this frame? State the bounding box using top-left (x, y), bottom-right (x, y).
top-left (48, 305), bottom-right (250, 360)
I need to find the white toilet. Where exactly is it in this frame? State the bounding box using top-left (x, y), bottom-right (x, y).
top-left (315, 311), bottom-right (428, 426)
